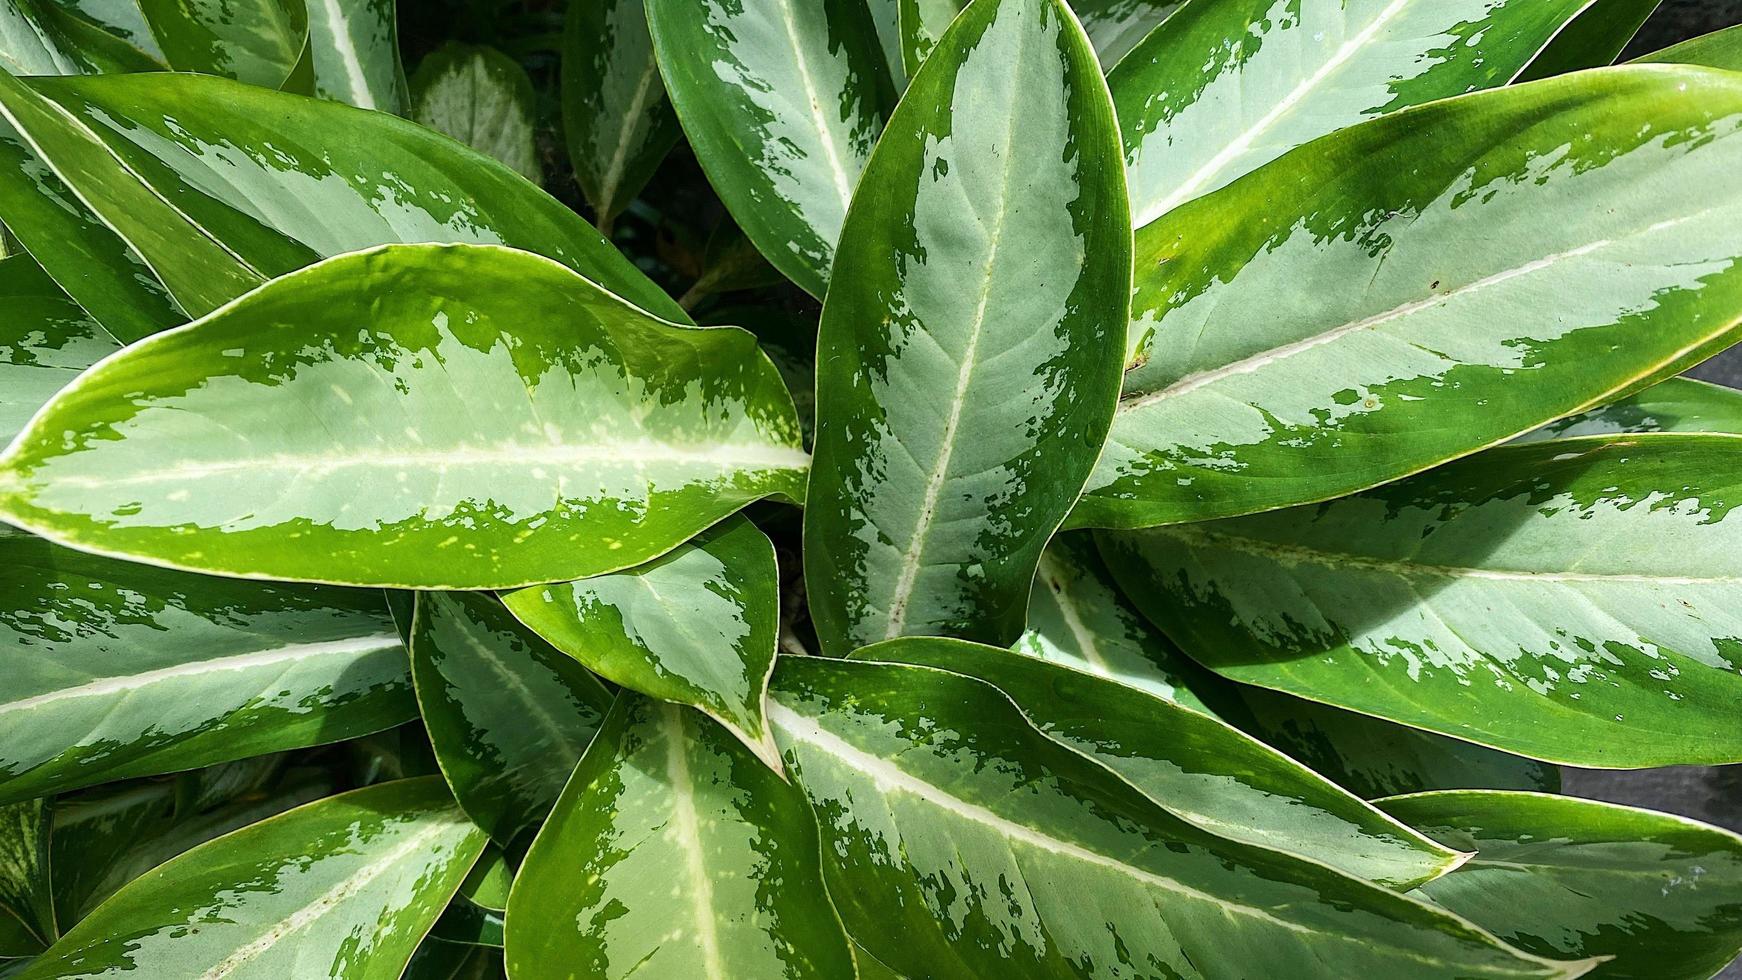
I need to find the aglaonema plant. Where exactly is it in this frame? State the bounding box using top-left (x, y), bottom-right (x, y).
top-left (1, 0), bottom-right (1741, 977)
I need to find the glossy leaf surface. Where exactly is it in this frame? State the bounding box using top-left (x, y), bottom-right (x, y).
top-left (139, 0), bottom-right (310, 89)
top-left (0, 256), bottom-right (116, 446)
top-left (1636, 23), bottom-right (1742, 70)
top-left (1025, 537), bottom-right (1560, 799)
top-left (1517, 378), bottom-right (1742, 443)
top-left (19, 777), bottom-right (486, 980)
top-left (646, 0), bottom-right (892, 297)
top-left (1070, 0), bottom-right (1180, 68)
top-left (852, 636), bottom-right (1463, 888)
top-left (410, 592), bottom-right (613, 845)
top-left (0, 2), bottom-right (84, 75)
top-left (506, 696), bottom-right (855, 980)
top-left (805, 0), bottom-right (1128, 653)
top-left (1100, 435), bottom-right (1742, 767)
top-left (0, 531), bottom-right (412, 805)
top-left (412, 43), bottom-right (541, 182)
top-left (1110, 0), bottom-right (1590, 226)
top-left (1079, 66), bottom-right (1742, 530)
top-left (1382, 791), bottom-right (1742, 980)
top-left (0, 244), bottom-right (808, 589)
top-left (769, 657), bottom-right (1586, 980)
top-left (0, 71), bottom-right (681, 320)
top-left (504, 516), bottom-right (782, 770)
top-left (563, 0), bottom-right (679, 228)
top-left (1519, 0), bottom-right (1659, 80)
top-left (305, 0), bottom-right (408, 112)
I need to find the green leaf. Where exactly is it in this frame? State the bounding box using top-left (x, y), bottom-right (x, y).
top-left (805, 0), bottom-right (1128, 654)
top-left (1070, 0), bottom-right (1181, 69)
top-left (138, 0), bottom-right (310, 89)
top-left (851, 636), bottom-right (1465, 888)
top-left (562, 0), bottom-right (680, 229)
top-left (1023, 536), bottom-right (1560, 799)
top-left (0, 256), bottom-right (117, 446)
top-left (1099, 433), bottom-right (1742, 768)
top-left (410, 591), bottom-right (613, 845)
top-left (1519, 0), bottom-right (1660, 81)
top-left (1380, 791), bottom-right (1742, 980)
top-left (1634, 23), bottom-right (1742, 71)
top-left (0, 71), bottom-right (682, 322)
top-left (0, 1), bottom-right (85, 75)
top-left (646, 0), bottom-right (893, 298)
top-left (1517, 378), bottom-right (1742, 443)
top-left (1078, 66), bottom-right (1742, 530)
top-left (769, 657), bottom-right (1591, 980)
top-left (505, 695), bottom-right (855, 980)
top-left (19, 777), bottom-right (487, 980)
top-left (503, 515), bottom-right (784, 771)
top-left (306, 0), bottom-right (408, 113)
top-left (897, 0), bottom-right (962, 73)
top-left (0, 531), bottom-right (413, 805)
top-left (412, 43), bottom-right (541, 183)
top-left (0, 123), bottom-right (184, 344)
top-left (0, 243), bottom-right (808, 590)
top-left (432, 863), bottom-right (506, 949)
top-left (50, 768), bottom-right (336, 926)
top-left (866, 0), bottom-right (905, 88)
top-left (405, 938), bottom-right (502, 980)
top-left (1110, 0), bottom-right (1590, 226)
top-left (0, 800), bottom-right (52, 949)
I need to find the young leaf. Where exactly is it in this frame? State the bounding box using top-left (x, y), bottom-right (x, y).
top-left (503, 515), bottom-right (784, 771)
top-left (139, 0), bottom-right (311, 90)
top-left (866, 0), bottom-right (905, 87)
top-left (0, 1), bottom-right (85, 75)
top-left (0, 244), bottom-right (808, 590)
top-left (1635, 23), bottom-right (1742, 70)
top-left (410, 592), bottom-right (614, 846)
top-left (412, 43), bottom-right (542, 183)
top-left (1380, 791), bottom-right (1742, 980)
top-left (0, 800), bottom-right (52, 949)
top-left (851, 636), bottom-right (1466, 889)
top-left (562, 0), bottom-right (680, 230)
top-left (897, 0), bottom-right (962, 73)
top-left (1070, 0), bottom-right (1181, 69)
top-left (17, 777), bottom-right (487, 980)
top-left (1023, 537), bottom-right (1560, 799)
top-left (0, 531), bottom-right (413, 806)
top-left (0, 72), bottom-right (683, 322)
top-left (0, 256), bottom-right (117, 445)
top-left (1518, 0), bottom-right (1660, 81)
top-left (505, 695), bottom-right (856, 980)
top-left (1079, 66), bottom-right (1742, 530)
top-left (1099, 434), bottom-right (1742, 768)
top-left (770, 657), bottom-right (1593, 980)
top-left (805, 0), bottom-right (1128, 654)
top-left (305, 0), bottom-right (409, 113)
top-left (1111, 0), bottom-right (1591, 226)
top-left (646, 0), bottom-right (893, 297)
top-left (1516, 378), bottom-right (1742, 443)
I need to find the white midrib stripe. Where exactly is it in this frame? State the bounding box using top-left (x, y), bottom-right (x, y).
top-left (314, 0), bottom-right (375, 109)
top-left (597, 56), bottom-right (663, 209)
top-left (776, 0), bottom-right (856, 215)
top-left (40, 440), bottom-right (812, 490)
top-left (1038, 557), bottom-right (1110, 671)
top-left (1142, 0), bottom-right (1411, 223)
top-left (1120, 208), bottom-right (1706, 415)
top-left (198, 817), bottom-right (463, 979)
top-left (1160, 524), bottom-right (1742, 586)
top-left (882, 33), bottom-right (1028, 639)
top-left (666, 707), bottom-right (727, 980)
top-left (456, 620), bottom-right (587, 760)
top-left (1, 635), bottom-right (401, 715)
top-left (767, 703), bottom-right (1320, 936)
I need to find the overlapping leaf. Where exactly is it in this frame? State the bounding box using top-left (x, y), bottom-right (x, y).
top-left (410, 592), bottom-right (613, 845)
top-left (0, 256), bottom-right (116, 445)
top-left (412, 44), bottom-right (541, 182)
top-left (17, 777), bottom-right (486, 980)
top-left (769, 657), bottom-right (1590, 980)
top-left (1070, 0), bottom-right (1181, 69)
top-left (0, 244), bottom-right (808, 589)
top-left (1382, 791), bottom-right (1742, 980)
top-left (504, 515), bottom-right (783, 770)
top-left (1078, 66), bottom-right (1742, 530)
top-left (1519, 0), bottom-right (1661, 80)
top-left (1517, 378), bottom-right (1742, 442)
top-left (1636, 23), bottom-right (1742, 70)
top-left (0, 530), bottom-right (413, 805)
top-left (1099, 434), bottom-right (1742, 767)
top-left (646, 0), bottom-right (893, 297)
top-left (1110, 0), bottom-right (1592, 226)
top-left (0, 71), bottom-right (682, 321)
top-left (852, 636), bottom-right (1464, 888)
top-left (506, 695), bottom-right (855, 979)
top-left (562, 0), bottom-right (680, 231)
top-left (305, 0), bottom-right (408, 112)
top-left (805, 0), bottom-right (1128, 653)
